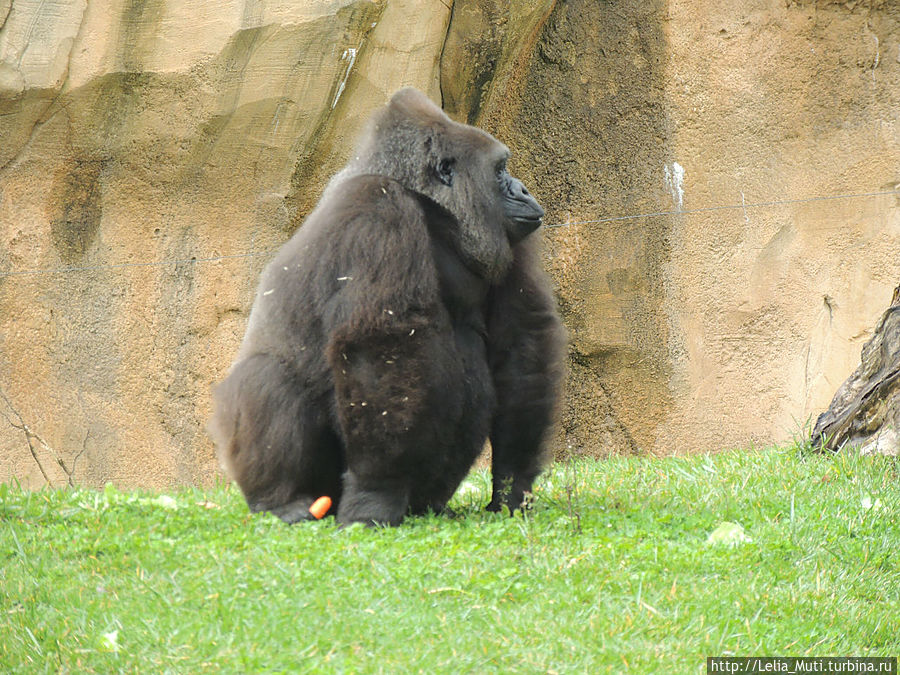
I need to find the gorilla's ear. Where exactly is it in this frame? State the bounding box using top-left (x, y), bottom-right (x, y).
top-left (435, 158), bottom-right (455, 187)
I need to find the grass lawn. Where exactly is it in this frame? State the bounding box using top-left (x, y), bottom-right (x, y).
top-left (1, 446), bottom-right (898, 674)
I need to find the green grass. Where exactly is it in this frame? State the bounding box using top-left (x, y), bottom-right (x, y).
top-left (1, 446), bottom-right (898, 674)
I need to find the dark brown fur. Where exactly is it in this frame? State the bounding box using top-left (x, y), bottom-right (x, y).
top-left (209, 89), bottom-right (565, 525)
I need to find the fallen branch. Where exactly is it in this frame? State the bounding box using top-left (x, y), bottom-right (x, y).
top-left (0, 387), bottom-right (77, 486)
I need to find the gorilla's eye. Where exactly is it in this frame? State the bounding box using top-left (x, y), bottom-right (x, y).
top-left (435, 158), bottom-right (455, 187)
top-left (496, 165), bottom-right (510, 192)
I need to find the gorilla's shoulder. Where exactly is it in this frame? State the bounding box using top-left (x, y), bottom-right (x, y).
top-left (338, 173), bottom-right (408, 199)
top-left (276, 172), bottom-right (436, 286)
top-left (321, 173), bottom-right (427, 235)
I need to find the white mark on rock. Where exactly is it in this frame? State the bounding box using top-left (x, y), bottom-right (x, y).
top-left (337, 276), bottom-right (353, 281)
top-left (871, 35), bottom-right (879, 83)
top-left (664, 162), bottom-right (685, 211)
top-left (332, 48), bottom-right (358, 109)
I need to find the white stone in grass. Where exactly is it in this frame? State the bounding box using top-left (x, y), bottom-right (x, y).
top-left (154, 495), bottom-right (178, 510)
top-left (455, 480), bottom-right (482, 499)
top-left (861, 496), bottom-right (883, 511)
top-left (706, 521), bottom-right (752, 547)
top-left (99, 630), bottom-right (119, 653)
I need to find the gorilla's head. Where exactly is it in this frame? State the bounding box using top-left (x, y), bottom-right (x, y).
top-left (352, 88), bottom-right (544, 280)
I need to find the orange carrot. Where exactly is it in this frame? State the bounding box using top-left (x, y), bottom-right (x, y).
top-left (308, 496), bottom-right (332, 520)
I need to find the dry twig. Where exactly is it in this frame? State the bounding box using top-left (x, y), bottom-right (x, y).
top-left (0, 387), bottom-right (77, 486)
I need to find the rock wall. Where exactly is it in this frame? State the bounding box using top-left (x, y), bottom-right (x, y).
top-left (1, 0), bottom-right (898, 487)
top-left (660, 0), bottom-right (900, 455)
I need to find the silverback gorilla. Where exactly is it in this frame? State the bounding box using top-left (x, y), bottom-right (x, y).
top-left (209, 88), bottom-right (565, 526)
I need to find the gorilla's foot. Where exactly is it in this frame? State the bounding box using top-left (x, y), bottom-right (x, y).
top-left (337, 474), bottom-right (409, 526)
top-left (268, 497), bottom-right (325, 524)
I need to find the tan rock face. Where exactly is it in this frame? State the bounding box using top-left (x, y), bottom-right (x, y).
top-left (1, 0), bottom-right (898, 487)
top-left (661, 0), bottom-right (900, 454)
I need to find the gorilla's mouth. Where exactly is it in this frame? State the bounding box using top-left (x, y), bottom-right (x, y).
top-left (507, 213), bottom-right (544, 243)
top-left (505, 190), bottom-right (544, 231)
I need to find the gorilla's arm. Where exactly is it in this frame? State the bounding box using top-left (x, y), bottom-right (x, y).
top-left (486, 237), bottom-right (566, 511)
top-left (321, 177), bottom-right (444, 525)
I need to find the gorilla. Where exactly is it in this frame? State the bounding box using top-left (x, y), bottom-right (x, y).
top-left (209, 88), bottom-right (565, 526)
